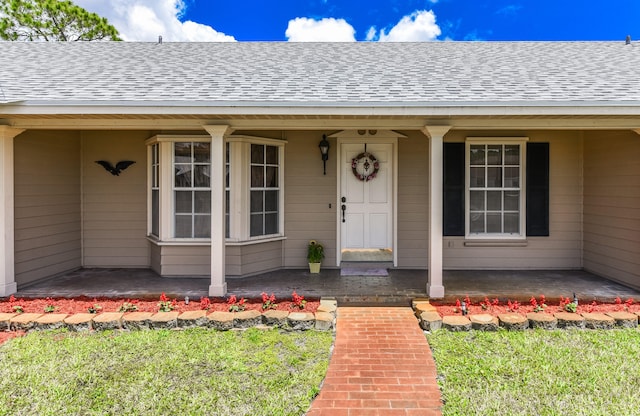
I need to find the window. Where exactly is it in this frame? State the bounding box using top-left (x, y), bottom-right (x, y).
top-left (466, 139), bottom-right (526, 238)
top-left (147, 135), bottom-right (285, 243)
top-left (174, 142), bottom-right (211, 238)
top-left (250, 144), bottom-right (279, 237)
top-left (150, 143), bottom-right (159, 237)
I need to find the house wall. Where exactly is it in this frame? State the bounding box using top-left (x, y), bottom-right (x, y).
top-left (81, 131), bottom-right (149, 267)
top-left (442, 130), bottom-right (583, 269)
top-left (397, 131), bottom-right (429, 268)
top-left (583, 130), bottom-right (640, 290)
top-left (14, 131), bottom-right (82, 285)
top-left (283, 131), bottom-right (338, 268)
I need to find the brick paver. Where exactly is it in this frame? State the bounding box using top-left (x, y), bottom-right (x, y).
top-left (307, 307), bottom-right (442, 416)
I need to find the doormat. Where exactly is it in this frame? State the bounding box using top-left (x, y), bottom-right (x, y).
top-left (340, 268), bottom-right (389, 277)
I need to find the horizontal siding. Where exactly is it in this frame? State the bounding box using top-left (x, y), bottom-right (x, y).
top-left (81, 131), bottom-right (149, 268)
top-left (283, 131), bottom-right (337, 268)
top-left (154, 241), bottom-right (282, 277)
top-left (397, 131), bottom-right (429, 268)
top-left (583, 131), bottom-right (640, 289)
top-left (14, 131), bottom-right (82, 285)
top-left (442, 131), bottom-right (583, 270)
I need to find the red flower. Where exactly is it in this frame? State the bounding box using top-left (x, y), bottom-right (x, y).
top-left (227, 295), bottom-right (237, 305)
top-left (200, 297), bottom-right (211, 310)
top-left (159, 292), bottom-right (169, 302)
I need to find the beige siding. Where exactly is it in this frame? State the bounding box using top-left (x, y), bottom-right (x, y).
top-left (153, 241), bottom-right (283, 276)
top-left (397, 131), bottom-right (429, 268)
top-left (14, 131), bottom-right (81, 285)
top-left (583, 131), bottom-right (640, 289)
top-left (283, 131), bottom-right (337, 268)
top-left (442, 131), bottom-right (583, 270)
top-left (82, 131), bottom-right (149, 267)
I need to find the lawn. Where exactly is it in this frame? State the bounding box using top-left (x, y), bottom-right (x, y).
top-left (0, 328), bottom-right (333, 415)
top-left (427, 329), bottom-right (640, 416)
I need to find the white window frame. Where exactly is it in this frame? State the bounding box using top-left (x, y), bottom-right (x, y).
top-left (465, 137), bottom-right (528, 240)
top-left (147, 134), bottom-right (285, 244)
top-left (226, 136), bottom-right (286, 242)
top-left (146, 135), bottom-right (211, 242)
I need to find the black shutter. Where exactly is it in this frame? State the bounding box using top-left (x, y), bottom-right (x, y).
top-left (443, 143), bottom-right (465, 236)
top-left (526, 143), bottom-right (550, 236)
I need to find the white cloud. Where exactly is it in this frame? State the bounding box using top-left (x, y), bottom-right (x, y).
top-left (285, 17), bottom-right (356, 42)
top-left (374, 10), bottom-right (441, 42)
top-left (74, 0), bottom-right (235, 41)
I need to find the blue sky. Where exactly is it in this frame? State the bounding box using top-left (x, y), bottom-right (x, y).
top-left (77, 0), bottom-right (640, 42)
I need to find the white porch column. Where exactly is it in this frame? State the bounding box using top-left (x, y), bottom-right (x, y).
top-left (422, 125), bottom-right (451, 299)
top-left (0, 126), bottom-right (24, 296)
top-left (204, 125), bottom-right (232, 297)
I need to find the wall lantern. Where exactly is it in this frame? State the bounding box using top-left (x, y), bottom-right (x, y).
top-left (319, 134), bottom-right (330, 175)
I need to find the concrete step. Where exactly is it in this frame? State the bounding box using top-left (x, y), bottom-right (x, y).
top-left (335, 295), bottom-right (414, 307)
top-left (340, 261), bottom-right (393, 269)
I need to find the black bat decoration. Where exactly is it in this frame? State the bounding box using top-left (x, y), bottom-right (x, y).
top-left (95, 160), bottom-right (136, 176)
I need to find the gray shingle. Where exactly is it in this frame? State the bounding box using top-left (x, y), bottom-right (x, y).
top-left (1, 41), bottom-right (640, 107)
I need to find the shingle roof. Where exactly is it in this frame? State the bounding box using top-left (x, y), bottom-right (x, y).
top-left (1, 41), bottom-right (640, 109)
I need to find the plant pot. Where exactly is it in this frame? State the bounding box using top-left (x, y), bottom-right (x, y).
top-left (308, 262), bottom-right (321, 274)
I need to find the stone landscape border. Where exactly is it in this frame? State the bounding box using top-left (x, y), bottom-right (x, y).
top-left (0, 299), bottom-right (337, 335)
top-left (414, 301), bottom-right (640, 331)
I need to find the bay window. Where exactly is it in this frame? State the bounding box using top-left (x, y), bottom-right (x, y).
top-left (147, 134), bottom-right (284, 243)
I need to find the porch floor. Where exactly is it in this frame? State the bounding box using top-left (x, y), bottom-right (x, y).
top-left (13, 268), bottom-right (640, 305)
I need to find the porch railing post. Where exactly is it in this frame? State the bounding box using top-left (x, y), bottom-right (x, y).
top-left (422, 125), bottom-right (451, 299)
top-left (0, 126), bottom-right (24, 296)
top-left (204, 125), bottom-right (232, 297)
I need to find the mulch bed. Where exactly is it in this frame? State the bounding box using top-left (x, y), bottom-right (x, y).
top-left (431, 296), bottom-right (639, 317)
top-left (0, 294), bottom-right (320, 346)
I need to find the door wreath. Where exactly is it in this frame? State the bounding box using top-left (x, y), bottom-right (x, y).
top-left (351, 152), bottom-right (379, 182)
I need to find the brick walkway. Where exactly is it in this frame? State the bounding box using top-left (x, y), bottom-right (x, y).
top-left (307, 307), bottom-right (442, 416)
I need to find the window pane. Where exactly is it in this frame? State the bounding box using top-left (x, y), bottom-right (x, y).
top-left (487, 145), bottom-right (502, 165)
top-left (194, 191), bottom-right (211, 213)
top-left (504, 167), bottom-right (519, 188)
top-left (265, 190), bottom-right (278, 212)
top-left (504, 145), bottom-right (520, 165)
top-left (266, 145), bottom-right (278, 164)
top-left (470, 190), bottom-right (485, 211)
top-left (250, 191), bottom-right (263, 213)
top-left (175, 164), bottom-right (192, 187)
top-left (151, 190), bottom-right (159, 236)
top-left (487, 167), bottom-right (502, 187)
top-left (251, 166), bottom-right (264, 187)
top-left (225, 190), bottom-right (230, 239)
top-left (194, 165), bottom-right (210, 187)
top-left (470, 213), bottom-right (484, 233)
top-left (470, 145), bottom-right (485, 165)
top-left (504, 191), bottom-right (520, 211)
top-left (470, 167), bottom-right (485, 188)
top-left (504, 213), bottom-right (520, 234)
top-left (250, 214), bottom-right (263, 237)
top-left (175, 191), bottom-right (192, 213)
top-left (174, 142), bottom-right (191, 159)
top-left (194, 215), bottom-right (211, 238)
top-left (265, 166), bottom-right (278, 188)
top-left (193, 143), bottom-right (210, 163)
top-left (487, 213), bottom-right (502, 233)
top-left (251, 144), bottom-right (264, 164)
top-left (265, 213), bottom-right (278, 235)
top-left (487, 190), bottom-right (502, 211)
top-left (175, 215), bottom-right (192, 238)
top-left (225, 164), bottom-right (230, 188)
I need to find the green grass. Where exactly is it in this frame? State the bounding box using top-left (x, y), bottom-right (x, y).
top-left (0, 328), bottom-right (333, 415)
top-left (427, 329), bottom-right (640, 416)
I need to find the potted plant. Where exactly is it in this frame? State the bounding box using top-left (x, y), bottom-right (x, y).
top-left (307, 240), bottom-right (325, 273)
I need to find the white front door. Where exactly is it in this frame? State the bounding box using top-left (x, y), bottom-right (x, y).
top-left (340, 142), bottom-right (393, 254)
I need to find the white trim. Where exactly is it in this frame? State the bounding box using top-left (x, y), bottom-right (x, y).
top-left (464, 137), bottom-right (528, 240)
top-left (0, 126), bottom-right (23, 296)
top-left (146, 135), bottom-right (211, 145)
top-left (8, 116), bottom-right (640, 132)
top-left (147, 235), bottom-right (287, 247)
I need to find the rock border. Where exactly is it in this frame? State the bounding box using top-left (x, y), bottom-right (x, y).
top-left (413, 301), bottom-right (639, 332)
top-left (1, 299), bottom-right (337, 336)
